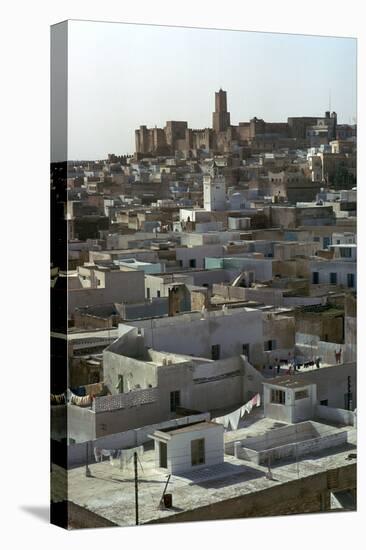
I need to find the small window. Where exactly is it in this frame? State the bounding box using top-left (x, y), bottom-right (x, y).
top-left (159, 441), bottom-right (167, 468)
top-left (157, 290), bottom-right (161, 298)
top-left (320, 399), bottom-right (328, 406)
top-left (340, 247), bottom-right (352, 258)
top-left (271, 389), bottom-right (286, 404)
top-left (242, 343), bottom-right (250, 358)
top-left (189, 259), bottom-right (196, 268)
top-left (312, 272), bottom-right (319, 284)
top-left (211, 344), bottom-right (221, 360)
top-left (264, 339), bottom-right (276, 351)
top-left (116, 375), bottom-right (124, 393)
top-left (146, 288), bottom-right (150, 299)
top-left (347, 273), bottom-right (355, 288)
top-left (170, 390), bottom-right (180, 412)
top-left (323, 237), bottom-right (331, 249)
top-left (330, 272), bottom-right (337, 284)
top-left (191, 438), bottom-right (205, 466)
top-left (295, 389), bottom-right (309, 400)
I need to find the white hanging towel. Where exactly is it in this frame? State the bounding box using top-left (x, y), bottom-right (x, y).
top-left (119, 445), bottom-right (144, 470)
top-left (228, 407), bottom-right (241, 431)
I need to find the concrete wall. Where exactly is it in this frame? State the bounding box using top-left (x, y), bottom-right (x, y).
top-left (68, 270), bottom-right (145, 316)
top-left (344, 315), bottom-right (356, 362)
top-left (117, 298), bottom-right (168, 320)
top-left (103, 351), bottom-right (158, 395)
top-left (263, 315), bottom-right (295, 351)
top-left (212, 284), bottom-right (285, 307)
top-left (283, 296), bottom-right (325, 307)
top-left (274, 241), bottom-right (320, 261)
top-left (205, 257), bottom-right (273, 282)
top-left (176, 244), bottom-right (224, 269)
top-left (180, 231), bottom-right (241, 247)
top-left (241, 358), bottom-right (265, 402)
top-left (295, 332), bottom-right (346, 363)
top-left (235, 422), bottom-right (348, 465)
top-left (67, 405), bottom-right (96, 442)
top-left (190, 372), bottom-right (243, 412)
top-left (147, 464), bottom-right (356, 523)
top-left (67, 501), bottom-right (117, 528)
top-left (310, 260), bottom-right (357, 289)
top-left (67, 412), bottom-right (209, 467)
top-left (189, 269), bottom-right (234, 287)
top-left (129, 309), bottom-right (265, 363)
top-left (105, 232), bottom-right (172, 250)
top-left (316, 405), bottom-right (355, 426)
top-left (295, 314), bottom-right (344, 344)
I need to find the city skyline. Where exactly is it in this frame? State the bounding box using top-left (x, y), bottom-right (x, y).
top-left (68, 21), bottom-right (356, 159)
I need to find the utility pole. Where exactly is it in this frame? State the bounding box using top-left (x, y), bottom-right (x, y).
top-left (347, 376), bottom-right (352, 411)
top-left (85, 441), bottom-right (92, 477)
top-left (134, 451), bottom-right (139, 526)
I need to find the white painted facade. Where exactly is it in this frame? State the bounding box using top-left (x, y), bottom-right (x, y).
top-left (129, 308), bottom-right (267, 364)
top-left (176, 244), bottom-right (225, 269)
top-left (203, 174), bottom-right (227, 211)
top-left (310, 259), bottom-right (356, 289)
top-left (263, 381), bottom-right (317, 423)
top-left (150, 421), bottom-right (224, 475)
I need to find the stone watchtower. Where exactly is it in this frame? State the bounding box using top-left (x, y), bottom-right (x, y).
top-left (212, 89), bottom-right (231, 133)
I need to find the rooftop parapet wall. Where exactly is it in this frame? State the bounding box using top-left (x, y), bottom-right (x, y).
top-left (233, 421), bottom-right (349, 465)
top-left (93, 387), bottom-right (159, 413)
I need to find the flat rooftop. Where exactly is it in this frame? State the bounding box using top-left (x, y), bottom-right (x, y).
top-left (264, 375), bottom-right (314, 389)
top-left (64, 420), bottom-right (356, 527)
top-left (264, 362), bottom-right (356, 388)
top-left (157, 420), bottom-right (220, 436)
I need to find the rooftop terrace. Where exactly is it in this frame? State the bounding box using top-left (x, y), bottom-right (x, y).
top-left (62, 418), bottom-right (356, 527)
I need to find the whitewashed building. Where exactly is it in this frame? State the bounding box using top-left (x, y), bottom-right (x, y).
top-left (150, 420), bottom-right (224, 475)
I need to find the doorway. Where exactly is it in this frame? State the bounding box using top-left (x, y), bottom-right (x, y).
top-left (159, 442), bottom-right (167, 468)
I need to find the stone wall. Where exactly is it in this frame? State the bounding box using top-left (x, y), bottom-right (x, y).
top-left (146, 464), bottom-right (356, 524)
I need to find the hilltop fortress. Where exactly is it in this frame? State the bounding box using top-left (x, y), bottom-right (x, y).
top-left (135, 89), bottom-right (337, 157)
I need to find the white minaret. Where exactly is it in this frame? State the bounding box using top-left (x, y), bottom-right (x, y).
top-left (203, 164), bottom-right (226, 211)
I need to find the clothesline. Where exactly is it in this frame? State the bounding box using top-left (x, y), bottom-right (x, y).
top-left (213, 393), bottom-right (261, 431)
top-left (93, 445), bottom-right (144, 469)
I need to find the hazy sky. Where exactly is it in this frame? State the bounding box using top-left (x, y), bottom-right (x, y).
top-left (68, 20), bottom-right (357, 160)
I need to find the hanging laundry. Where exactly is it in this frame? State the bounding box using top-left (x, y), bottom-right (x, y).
top-left (213, 393), bottom-right (261, 431)
top-left (70, 386), bottom-right (86, 397)
top-left (101, 449), bottom-right (113, 457)
top-left (213, 415), bottom-right (230, 429)
top-left (69, 392), bottom-right (91, 407)
top-left (119, 445), bottom-right (144, 470)
top-left (228, 407), bottom-right (241, 431)
top-left (50, 393), bottom-right (65, 405)
top-left (213, 416), bottom-right (225, 426)
top-left (94, 447), bottom-right (102, 463)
